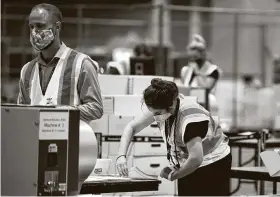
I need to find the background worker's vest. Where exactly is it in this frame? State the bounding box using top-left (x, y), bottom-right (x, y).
top-left (181, 61), bottom-right (221, 115)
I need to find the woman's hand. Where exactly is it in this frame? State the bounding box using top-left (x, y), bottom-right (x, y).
top-left (160, 166), bottom-right (176, 181)
top-left (116, 155), bottom-right (128, 176)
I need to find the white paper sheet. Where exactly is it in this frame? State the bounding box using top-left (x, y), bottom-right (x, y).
top-left (260, 151), bottom-right (280, 177)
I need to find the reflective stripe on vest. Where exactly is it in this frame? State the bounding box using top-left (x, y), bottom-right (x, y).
top-left (20, 59), bottom-right (37, 104)
top-left (177, 103), bottom-right (223, 155)
top-left (181, 61), bottom-right (219, 91)
top-left (28, 48), bottom-right (86, 105)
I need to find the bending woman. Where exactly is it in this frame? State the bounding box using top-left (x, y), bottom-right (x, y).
top-left (116, 78), bottom-right (232, 196)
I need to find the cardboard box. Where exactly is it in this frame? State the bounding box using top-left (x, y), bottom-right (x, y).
top-left (130, 75), bottom-right (174, 95)
top-left (89, 115), bottom-right (109, 135)
top-left (102, 96), bottom-right (114, 114)
top-left (135, 123), bottom-right (161, 137)
top-left (133, 156), bottom-right (169, 176)
top-left (101, 142), bottom-right (109, 158)
top-left (134, 142), bottom-right (166, 156)
top-left (108, 142), bottom-right (135, 156)
top-left (108, 115), bottom-right (134, 136)
top-left (189, 88), bottom-right (206, 104)
top-left (113, 95), bottom-right (143, 116)
top-left (274, 102), bottom-right (280, 130)
top-left (98, 75), bottom-right (129, 95)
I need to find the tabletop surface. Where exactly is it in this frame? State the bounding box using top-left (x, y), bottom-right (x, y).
top-left (80, 175), bottom-right (161, 194)
top-left (231, 166), bottom-right (280, 182)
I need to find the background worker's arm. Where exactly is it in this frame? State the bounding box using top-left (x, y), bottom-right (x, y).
top-left (77, 59), bottom-right (103, 122)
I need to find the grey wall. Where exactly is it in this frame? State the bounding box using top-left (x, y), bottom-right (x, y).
top-left (211, 0), bottom-right (280, 83)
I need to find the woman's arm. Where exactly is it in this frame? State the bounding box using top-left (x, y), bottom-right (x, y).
top-left (117, 111), bottom-right (154, 176)
top-left (171, 137), bottom-right (203, 180)
top-left (170, 120), bottom-right (209, 180)
top-left (117, 110), bottom-right (155, 156)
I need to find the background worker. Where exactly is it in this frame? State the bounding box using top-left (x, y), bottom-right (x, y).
top-left (180, 34), bottom-right (222, 115)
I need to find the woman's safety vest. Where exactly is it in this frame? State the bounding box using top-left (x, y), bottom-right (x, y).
top-left (181, 61), bottom-right (221, 115)
top-left (158, 96), bottom-right (230, 168)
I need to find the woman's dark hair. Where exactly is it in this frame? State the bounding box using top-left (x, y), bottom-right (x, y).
top-left (143, 78), bottom-right (178, 110)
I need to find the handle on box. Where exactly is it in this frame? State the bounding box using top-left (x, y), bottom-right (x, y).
top-left (151, 144), bottom-right (161, 147)
top-left (150, 164), bottom-right (160, 168)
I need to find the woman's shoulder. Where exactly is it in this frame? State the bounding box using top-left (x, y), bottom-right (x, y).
top-left (178, 98), bottom-right (209, 118)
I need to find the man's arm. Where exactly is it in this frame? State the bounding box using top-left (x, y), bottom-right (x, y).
top-left (77, 59), bottom-right (103, 122)
top-left (17, 79), bottom-right (26, 104)
top-left (17, 63), bottom-right (31, 104)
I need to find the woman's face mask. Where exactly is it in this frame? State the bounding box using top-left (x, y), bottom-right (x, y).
top-left (30, 28), bottom-right (55, 51)
top-left (148, 107), bottom-right (172, 123)
top-left (154, 113), bottom-right (172, 123)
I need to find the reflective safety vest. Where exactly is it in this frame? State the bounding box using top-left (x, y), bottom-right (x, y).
top-left (180, 61), bottom-right (221, 115)
top-left (181, 61), bottom-right (220, 91)
top-left (20, 47), bottom-right (98, 106)
top-left (158, 95), bottom-right (230, 168)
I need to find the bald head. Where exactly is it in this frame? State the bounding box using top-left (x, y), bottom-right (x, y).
top-left (30, 3), bottom-right (62, 23)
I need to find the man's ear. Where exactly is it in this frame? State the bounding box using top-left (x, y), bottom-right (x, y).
top-left (55, 21), bottom-right (62, 32)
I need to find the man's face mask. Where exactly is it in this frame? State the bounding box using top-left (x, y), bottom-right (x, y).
top-left (188, 47), bottom-right (203, 61)
top-left (30, 27), bottom-right (55, 51)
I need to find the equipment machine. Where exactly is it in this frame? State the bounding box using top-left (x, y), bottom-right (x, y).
top-left (1, 105), bottom-right (98, 196)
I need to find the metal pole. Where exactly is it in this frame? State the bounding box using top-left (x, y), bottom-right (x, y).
top-left (257, 129), bottom-right (266, 195)
top-left (166, 5), bottom-right (280, 16)
top-left (260, 24), bottom-right (267, 86)
top-left (77, 5), bottom-right (84, 48)
top-left (232, 14), bottom-right (239, 128)
top-left (3, 5), bottom-right (7, 37)
top-left (2, 5), bottom-right (9, 78)
top-left (158, 4), bottom-right (164, 76)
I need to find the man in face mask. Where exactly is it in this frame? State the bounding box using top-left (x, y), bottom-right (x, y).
top-left (18, 3), bottom-right (103, 122)
top-left (180, 34), bottom-right (222, 115)
top-left (181, 34), bottom-right (221, 91)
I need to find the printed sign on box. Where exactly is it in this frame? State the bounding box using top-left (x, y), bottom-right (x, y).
top-left (39, 111), bottom-right (69, 140)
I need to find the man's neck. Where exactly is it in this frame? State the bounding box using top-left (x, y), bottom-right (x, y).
top-left (196, 59), bottom-right (205, 68)
top-left (41, 41), bottom-right (62, 63)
